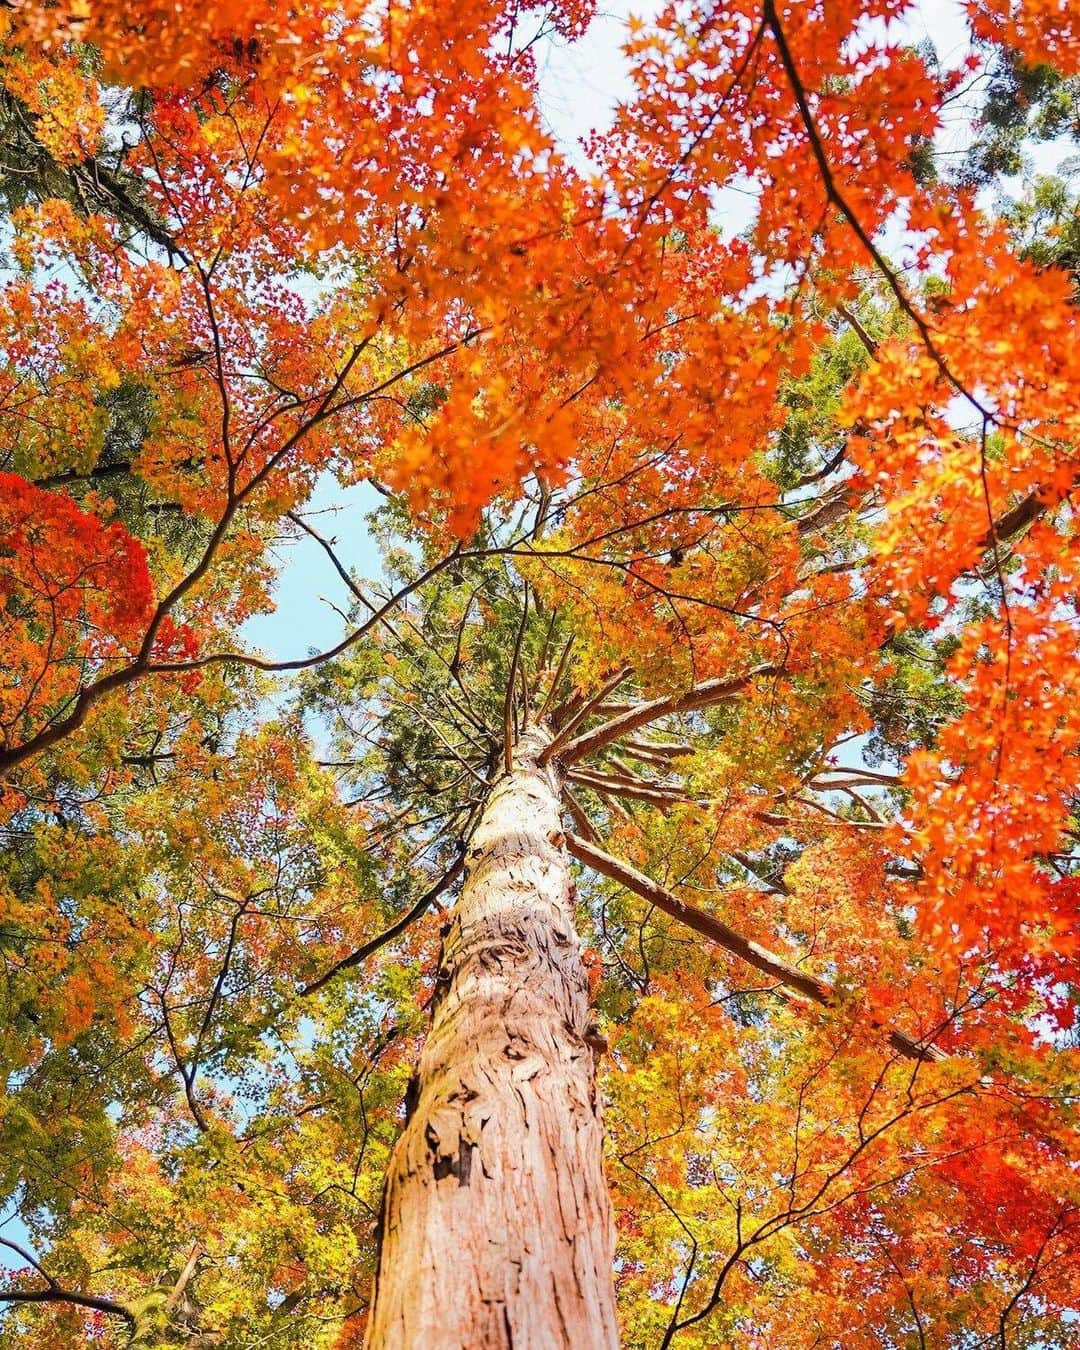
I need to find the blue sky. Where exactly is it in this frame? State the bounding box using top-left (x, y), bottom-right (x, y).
top-left (242, 5), bottom-right (664, 663)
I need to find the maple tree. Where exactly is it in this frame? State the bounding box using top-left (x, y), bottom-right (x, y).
top-left (1, 0), bottom-right (1080, 1346)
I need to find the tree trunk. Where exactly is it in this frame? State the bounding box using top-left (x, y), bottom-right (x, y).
top-left (365, 728), bottom-right (618, 1349)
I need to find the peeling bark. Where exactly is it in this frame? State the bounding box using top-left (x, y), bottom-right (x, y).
top-left (365, 728), bottom-right (618, 1349)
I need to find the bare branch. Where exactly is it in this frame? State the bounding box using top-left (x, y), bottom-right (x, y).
top-left (567, 834), bottom-right (945, 1063)
top-left (541, 665), bottom-right (634, 763)
top-left (622, 739), bottom-right (695, 761)
top-left (796, 486), bottom-right (860, 537)
top-left (300, 855), bottom-right (464, 997)
top-left (0, 1239), bottom-right (135, 1327)
top-left (568, 767), bottom-right (686, 807)
top-left (556, 665), bottom-right (783, 766)
top-left (504, 587), bottom-right (529, 771)
top-left (563, 787), bottom-right (601, 844)
top-left (163, 1243), bottom-right (204, 1315)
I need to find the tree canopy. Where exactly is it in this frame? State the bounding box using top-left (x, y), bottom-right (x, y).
top-left (1, 1), bottom-right (1079, 1345)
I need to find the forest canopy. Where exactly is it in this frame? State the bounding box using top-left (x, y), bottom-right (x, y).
top-left (0, 0), bottom-right (1079, 1345)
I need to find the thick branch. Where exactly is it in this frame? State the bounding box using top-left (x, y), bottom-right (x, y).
top-left (622, 739), bottom-right (695, 760)
top-left (555, 664), bottom-right (782, 766)
top-left (163, 1242), bottom-right (203, 1315)
top-left (567, 834), bottom-right (944, 1063)
top-left (0, 1287), bottom-right (136, 1323)
top-left (981, 488), bottom-right (1048, 549)
top-left (0, 1239), bottom-right (134, 1326)
top-left (541, 665), bottom-right (634, 763)
top-left (796, 486), bottom-right (860, 537)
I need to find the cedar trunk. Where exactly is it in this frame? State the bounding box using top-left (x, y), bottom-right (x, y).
top-left (365, 729), bottom-right (618, 1349)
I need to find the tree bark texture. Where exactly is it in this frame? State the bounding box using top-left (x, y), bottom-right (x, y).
top-left (365, 729), bottom-right (618, 1349)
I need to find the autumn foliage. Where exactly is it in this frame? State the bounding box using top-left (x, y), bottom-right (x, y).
top-left (0, 0), bottom-right (1079, 1345)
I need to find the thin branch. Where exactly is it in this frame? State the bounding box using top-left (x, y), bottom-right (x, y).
top-left (300, 855), bottom-right (464, 997)
top-left (504, 587), bottom-right (529, 772)
top-left (536, 635), bottom-right (575, 723)
top-left (535, 605), bottom-right (558, 681)
top-left (762, 0), bottom-right (993, 423)
top-left (563, 786), bottom-right (601, 844)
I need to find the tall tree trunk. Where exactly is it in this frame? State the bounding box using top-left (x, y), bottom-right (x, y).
top-left (365, 728), bottom-right (618, 1349)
